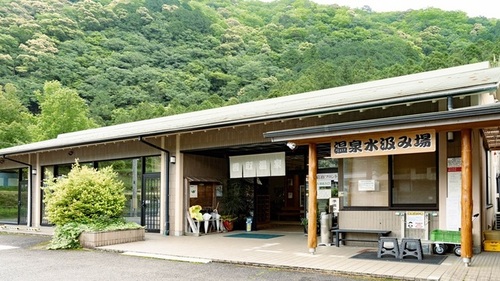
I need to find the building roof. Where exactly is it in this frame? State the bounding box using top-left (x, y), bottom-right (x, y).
top-left (1, 62), bottom-right (499, 157)
top-left (264, 102), bottom-right (500, 149)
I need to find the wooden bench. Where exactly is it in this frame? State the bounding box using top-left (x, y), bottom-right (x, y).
top-left (331, 228), bottom-right (391, 247)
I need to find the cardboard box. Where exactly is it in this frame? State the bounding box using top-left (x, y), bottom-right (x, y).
top-left (483, 240), bottom-right (500, 252)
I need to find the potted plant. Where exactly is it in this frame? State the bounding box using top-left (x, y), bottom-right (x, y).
top-left (43, 162), bottom-right (143, 249)
top-left (300, 213), bottom-right (320, 235)
top-left (219, 179), bottom-right (251, 231)
top-left (221, 215), bottom-right (237, 231)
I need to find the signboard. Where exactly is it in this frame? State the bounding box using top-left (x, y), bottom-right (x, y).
top-left (331, 129), bottom-right (435, 158)
top-left (307, 173), bottom-right (338, 199)
top-left (330, 197), bottom-right (340, 213)
top-left (446, 157), bottom-right (461, 230)
top-left (358, 180), bottom-right (379, 191)
top-left (406, 211), bottom-right (425, 229)
top-left (189, 185), bottom-right (198, 198)
top-left (230, 152), bottom-right (285, 178)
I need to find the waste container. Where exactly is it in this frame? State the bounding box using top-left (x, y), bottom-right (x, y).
top-left (246, 217), bottom-right (253, 232)
top-left (319, 212), bottom-right (332, 246)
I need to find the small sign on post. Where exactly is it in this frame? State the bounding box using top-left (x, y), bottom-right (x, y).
top-left (406, 211), bottom-right (425, 229)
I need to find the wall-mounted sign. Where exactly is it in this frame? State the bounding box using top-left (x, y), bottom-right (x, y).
top-left (189, 185), bottom-right (198, 198)
top-left (330, 197), bottom-right (340, 213)
top-left (358, 180), bottom-right (379, 191)
top-left (446, 157), bottom-right (461, 230)
top-left (331, 129), bottom-right (435, 158)
top-left (229, 152), bottom-right (285, 178)
top-left (306, 173), bottom-right (338, 199)
top-left (406, 211), bottom-right (425, 229)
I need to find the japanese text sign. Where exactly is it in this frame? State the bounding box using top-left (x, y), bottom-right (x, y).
top-left (331, 129), bottom-right (435, 158)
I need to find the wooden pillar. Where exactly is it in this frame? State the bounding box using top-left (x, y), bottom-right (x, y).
top-left (460, 129), bottom-right (473, 266)
top-left (307, 143), bottom-right (318, 254)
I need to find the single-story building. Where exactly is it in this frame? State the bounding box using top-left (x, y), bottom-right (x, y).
top-left (1, 62), bottom-right (499, 262)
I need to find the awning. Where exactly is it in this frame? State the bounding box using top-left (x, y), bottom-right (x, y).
top-left (185, 176), bottom-right (221, 183)
top-left (264, 103), bottom-right (500, 150)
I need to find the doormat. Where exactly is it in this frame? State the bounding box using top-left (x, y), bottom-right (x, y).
top-left (350, 250), bottom-right (447, 265)
top-left (224, 233), bottom-right (284, 239)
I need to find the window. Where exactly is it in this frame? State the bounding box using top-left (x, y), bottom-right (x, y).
top-left (391, 152), bottom-right (437, 207)
top-left (339, 152), bottom-right (438, 209)
top-left (341, 156), bottom-right (389, 207)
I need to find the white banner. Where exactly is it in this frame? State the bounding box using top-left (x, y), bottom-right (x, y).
top-left (230, 152), bottom-right (285, 178)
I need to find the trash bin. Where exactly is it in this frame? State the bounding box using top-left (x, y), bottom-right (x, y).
top-left (246, 217), bottom-right (253, 232)
top-left (319, 212), bottom-right (332, 246)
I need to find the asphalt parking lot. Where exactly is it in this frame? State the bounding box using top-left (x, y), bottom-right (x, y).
top-left (0, 233), bottom-right (385, 281)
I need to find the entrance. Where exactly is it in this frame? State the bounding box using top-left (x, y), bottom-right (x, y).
top-left (142, 173), bottom-right (161, 232)
top-left (0, 169), bottom-right (28, 225)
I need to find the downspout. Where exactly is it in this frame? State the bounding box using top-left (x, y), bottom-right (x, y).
top-left (447, 96), bottom-right (454, 141)
top-left (139, 137), bottom-right (170, 235)
top-left (1, 155), bottom-right (33, 227)
top-left (447, 96), bottom-right (454, 111)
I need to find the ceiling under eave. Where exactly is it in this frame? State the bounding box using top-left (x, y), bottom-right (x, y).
top-left (483, 127), bottom-right (500, 150)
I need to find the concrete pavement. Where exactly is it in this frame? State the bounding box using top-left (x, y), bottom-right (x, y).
top-left (2, 224), bottom-right (499, 281)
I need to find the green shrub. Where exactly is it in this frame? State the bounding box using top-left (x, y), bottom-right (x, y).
top-left (43, 162), bottom-right (126, 226)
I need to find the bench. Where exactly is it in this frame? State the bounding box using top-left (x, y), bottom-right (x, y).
top-left (331, 228), bottom-right (391, 247)
top-left (277, 207), bottom-right (303, 221)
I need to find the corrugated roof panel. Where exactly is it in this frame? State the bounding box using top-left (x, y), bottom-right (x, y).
top-left (1, 62), bottom-right (499, 156)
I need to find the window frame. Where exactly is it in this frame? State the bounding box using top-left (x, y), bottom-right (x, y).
top-left (339, 152), bottom-right (439, 211)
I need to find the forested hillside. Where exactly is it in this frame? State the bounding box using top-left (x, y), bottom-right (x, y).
top-left (1, 0), bottom-right (500, 148)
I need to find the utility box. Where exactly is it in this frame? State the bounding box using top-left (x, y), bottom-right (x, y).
top-left (319, 212), bottom-right (332, 246)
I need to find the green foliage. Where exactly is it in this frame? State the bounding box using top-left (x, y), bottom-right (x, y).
top-left (48, 218), bottom-right (142, 250)
top-left (0, 189), bottom-right (18, 218)
top-left (0, 84), bottom-right (34, 148)
top-left (0, 0), bottom-right (499, 137)
top-left (33, 81), bottom-right (97, 141)
top-left (43, 162), bottom-right (126, 226)
top-left (220, 179), bottom-right (253, 220)
top-left (49, 222), bottom-right (85, 250)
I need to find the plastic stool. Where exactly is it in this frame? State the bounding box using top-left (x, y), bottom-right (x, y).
top-left (399, 238), bottom-right (423, 260)
top-left (377, 237), bottom-right (399, 258)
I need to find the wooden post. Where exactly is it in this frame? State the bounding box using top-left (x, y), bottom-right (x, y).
top-left (307, 143), bottom-right (318, 254)
top-left (460, 129), bottom-right (473, 266)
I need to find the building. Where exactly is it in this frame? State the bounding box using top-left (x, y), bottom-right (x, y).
top-left (1, 62), bottom-right (499, 261)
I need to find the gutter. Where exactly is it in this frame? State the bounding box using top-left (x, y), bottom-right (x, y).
top-left (137, 84), bottom-right (499, 139)
top-left (264, 102), bottom-right (500, 140)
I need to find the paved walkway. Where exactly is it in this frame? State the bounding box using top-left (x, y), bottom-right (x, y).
top-left (2, 225), bottom-right (499, 281)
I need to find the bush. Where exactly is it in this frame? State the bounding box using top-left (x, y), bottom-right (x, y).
top-left (43, 162), bottom-right (126, 226)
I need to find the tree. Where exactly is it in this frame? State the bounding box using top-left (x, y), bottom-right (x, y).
top-left (33, 81), bottom-right (97, 141)
top-left (0, 84), bottom-right (34, 148)
top-left (111, 102), bottom-right (167, 124)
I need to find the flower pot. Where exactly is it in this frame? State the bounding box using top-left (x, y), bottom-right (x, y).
top-left (223, 220), bottom-right (234, 231)
top-left (79, 228), bottom-right (145, 249)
